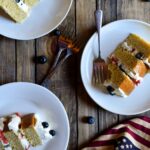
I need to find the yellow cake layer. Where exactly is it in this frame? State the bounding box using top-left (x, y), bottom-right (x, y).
top-left (24, 0), bottom-right (39, 7)
top-left (113, 47), bottom-right (147, 77)
top-left (22, 127), bottom-right (42, 147)
top-left (4, 131), bottom-right (24, 150)
top-left (0, 0), bottom-right (29, 23)
top-left (21, 114), bottom-right (42, 147)
top-left (108, 63), bottom-right (135, 95)
top-left (126, 34), bottom-right (150, 63)
top-left (0, 142), bottom-right (4, 150)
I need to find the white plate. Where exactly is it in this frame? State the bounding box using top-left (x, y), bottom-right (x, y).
top-left (0, 82), bottom-right (70, 150)
top-left (0, 0), bottom-right (73, 40)
top-left (81, 19), bottom-right (150, 115)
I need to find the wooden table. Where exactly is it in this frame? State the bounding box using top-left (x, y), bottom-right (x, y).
top-left (0, 0), bottom-right (150, 149)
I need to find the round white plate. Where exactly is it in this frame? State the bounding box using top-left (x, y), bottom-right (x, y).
top-left (81, 19), bottom-right (150, 115)
top-left (0, 82), bottom-right (70, 150)
top-left (0, 0), bottom-right (73, 40)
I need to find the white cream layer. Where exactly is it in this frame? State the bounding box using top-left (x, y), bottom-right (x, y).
top-left (8, 114), bottom-right (21, 133)
top-left (34, 114), bottom-right (52, 143)
top-left (110, 54), bottom-right (143, 82)
top-left (120, 64), bottom-right (143, 82)
top-left (17, 0), bottom-right (30, 13)
top-left (104, 82), bottom-right (127, 98)
top-left (0, 118), bottom-right (5, 130)
top-left (2, 143), bottom-right (12, 150)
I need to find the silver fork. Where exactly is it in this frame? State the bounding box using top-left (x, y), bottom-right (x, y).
top-left (41, 27), bottom-right (81, 88)
top-left (92, 0), bottom-right (109, 85)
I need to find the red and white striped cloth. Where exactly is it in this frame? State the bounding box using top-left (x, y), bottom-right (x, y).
top-left (82, 116), bottom-right (150, 150)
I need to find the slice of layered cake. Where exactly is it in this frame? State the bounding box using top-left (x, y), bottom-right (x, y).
top-left (21, 114), bottom-right (53, 147)
top-left (104, 63), bottom-right (135, 97)
top-left (3, 114), bottom-right (30, 150)
top-left (0, 0), bottom-right (39, 23)
top-left (109, 46), bottom-right (147, 84)
top-left (0, 113), bottom-right (55, 150)
top-left (121, 34), bottom-right (150, 70)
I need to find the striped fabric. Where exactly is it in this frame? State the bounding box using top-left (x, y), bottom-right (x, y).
top-left (82, 116), bottom-right (150, 150)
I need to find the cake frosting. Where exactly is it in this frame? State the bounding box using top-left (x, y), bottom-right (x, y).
top-left (17, 0), bottom-right (29, 13)
top-left (8, 114), bottom-right (21, 133)
top-left (104, 82), bottom-right (127, 97)
top-left (34, 114), bottom-right (52, 143)
top-left (0, 118), bottom-right (5, 131)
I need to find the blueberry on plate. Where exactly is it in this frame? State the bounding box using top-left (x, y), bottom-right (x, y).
top-left (16, 0), bottom-right (20, 3)
top-left (107, 86), bottom-right (115, 96)
top-left (87, 116), bottom-right (95, 125)
top-left (135, 52), bottom-right (144, 60)
top-left (49, 130), bottom-right (56, 136)
top-left (42, 122), bottom-right (49, 128)
top-left (35, 56), bottom-right (47, 64)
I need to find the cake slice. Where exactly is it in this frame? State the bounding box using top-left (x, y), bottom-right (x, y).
top-left (109, 46), bottom-right (147, 84)
top-left (121, 34), bottom-right (150, 69)
top-left (3, 114), bottom-right (30, 150)
top-left (104, 63), bottom-right (135, 97)
top-left (0, 113), bottom-right (55, 149)
top-left (0, 117), bottom-right (11, 150)
top-left (0, 0), bottom-right (39, 23)
top-left (0, 0), bottom-right (30, 23)
top-left (21, 114), bottom-right (52, 147)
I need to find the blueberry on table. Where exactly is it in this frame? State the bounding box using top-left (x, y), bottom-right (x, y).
top-left (35, 56), bottom-right (47, 64)
top-left (53, 29), bottom-right (61, 36)
top-left (135, 52), bottom-right (144, 60)
top-left (87, 116), bottom-right (95, 125)
top-left (107, 86), bottom-right (115, 96)
top-left (42, 122), bottom-right (49, 128)
top-left (49, 130), bottom-right (56, 136)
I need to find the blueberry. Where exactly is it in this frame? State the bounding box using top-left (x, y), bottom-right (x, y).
top-left (49, 130), bottom-right (56, 136)
top-left (87, 116), bottom-right (95, 125)
top-left (107, 86), bottom-right (115, 96)
top-left (42, 122), bottom-right (49, 128)
top-left (135, 52), bottom-right (144, 60)
top-left (35, 56), bottom-right (47, 64)
top-left (53, 29), bottom-right (61, 36)
top-left (15, 0), bottom-right (20, 3)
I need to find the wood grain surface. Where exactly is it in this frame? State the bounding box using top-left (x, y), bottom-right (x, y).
top-left (0, 0), bottom-right (150, 150)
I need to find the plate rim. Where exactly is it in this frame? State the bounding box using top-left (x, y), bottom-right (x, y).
top-left (0, 82), bottom-right (70, 150)
top-left (80, 19), bottom-right (150, 115)
top-left (0, 0), bottom-right (73, 40)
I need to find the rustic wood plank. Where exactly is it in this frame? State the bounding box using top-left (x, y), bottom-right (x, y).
top-left (36, 1), bottom-right (77, 150)
top-left (117, 0), bottom-right (150, 121)
top-left (98, 0), bottom-right (118, 132)
top-left (76, 0), bottom-right (99, 149)
top-left (0, 36), bottom-right (16, 84)
top-left (16, 40), bottom-right (35, 82)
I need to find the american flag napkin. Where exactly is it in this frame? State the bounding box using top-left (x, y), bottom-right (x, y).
top-left (82, 116), bottom-right (150, 150)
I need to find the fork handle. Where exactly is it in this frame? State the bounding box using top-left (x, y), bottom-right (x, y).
top-left (95, 9), bottom-right (103, 58)
top-left (41, 48), bottom-right (72, 88)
